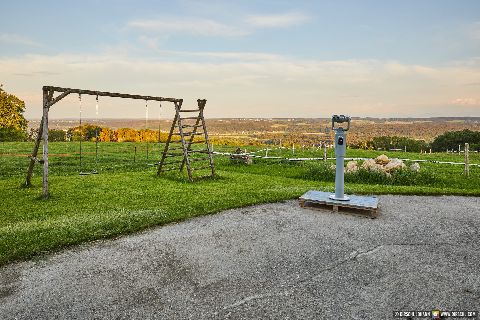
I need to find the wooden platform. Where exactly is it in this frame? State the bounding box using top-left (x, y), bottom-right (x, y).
top-left (299, 190), bottom-right (379, 218)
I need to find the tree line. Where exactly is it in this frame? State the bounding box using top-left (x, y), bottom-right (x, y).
top-left (350, 131), bottom-right (480, 152)
top-left (47, 125), bottom-right (170, 143)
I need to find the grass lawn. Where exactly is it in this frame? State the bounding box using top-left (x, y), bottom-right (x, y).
top-left (0, 141), bottom-right (479, 266)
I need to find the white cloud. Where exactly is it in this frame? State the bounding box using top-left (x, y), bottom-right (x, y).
top-left (0, 33), bottom-right (40, 46)
top-left (1, 53), bottom-right (480, 119)
top-left (245, 12), bottom-right (310, 28)
top-left (128, 17), bottom-right (247, 37)
top-left (155, 49), bottom-right (285, 61)
top-left (450, 97), bottom-right (479, 105)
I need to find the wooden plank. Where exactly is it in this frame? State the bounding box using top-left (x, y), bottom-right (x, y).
top-left (180, 124), bottom-right (203, 129)
top-left (178, 109), bottom-right (201, 112)
top-left (25, 116), bottom-right (44, 186)
top-left (198, 99), bottom-right (216, 178)
top-left (42, 89), bottom-right (50, 199)
top-left (299, 190), bottom-right (378, 218)
top-left (191, 165), bottom-right (213, 171)
top-left (163, 157), bottom-right (209, 165)
top-left (180, 131), bottom-right (205, 137)
top-left (46, 90), bottom-right (72, 107)
top-left (42, 86), bottom-right (182, 103)
top-left (301, 200), bottom-right (377, 219)
top-left (157, 111), bottom-right (178, 175)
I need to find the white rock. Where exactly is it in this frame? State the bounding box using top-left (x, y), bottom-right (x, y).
top-left (410, 162), bottom-right (420, 172)
top-left (384, 158), bottom-right (405, 172)
top-left (361, 159), bottom-right (377, 170)
top-left (345, 161), bottom-right (358, 173)
top-left (375, 154), bottom-right (389, 165)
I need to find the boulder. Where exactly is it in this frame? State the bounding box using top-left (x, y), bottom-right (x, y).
top-left (375, 154), bottom-right (389, 165)
top-left (370, 163), bottom-right (386, 173)
top-left (345, 160), bottom-right (358, 173)
top-left (361, 158), bottom-right (388, 173)
top-left (384, 158), bottom-right (405, 172)
top-left (361, 159), bottom-right (377, 170)
top-left (230, 148), bottom-right (252, 164)
top-left (410, 162), bottom-right (420, 172)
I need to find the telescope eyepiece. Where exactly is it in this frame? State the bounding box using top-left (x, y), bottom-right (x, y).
top-left (331, 114), bottom-right (351, 131)
top-left (332, 115), bottom-right (351, 123)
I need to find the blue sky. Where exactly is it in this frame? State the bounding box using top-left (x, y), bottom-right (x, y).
top-left (1, 0), bottom-right (479, 119)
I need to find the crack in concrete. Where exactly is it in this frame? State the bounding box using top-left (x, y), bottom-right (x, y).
top-left (220, 242), bottom-right (473, 312)
top-left (221, 245), bottom-right (384, 311)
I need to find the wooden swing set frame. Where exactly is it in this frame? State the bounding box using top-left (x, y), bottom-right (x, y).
top-left (25, 86), bottom-right (215, 199)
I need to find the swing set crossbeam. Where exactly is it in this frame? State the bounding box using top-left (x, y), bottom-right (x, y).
top-left (43, 86), bottom-right (183, 103)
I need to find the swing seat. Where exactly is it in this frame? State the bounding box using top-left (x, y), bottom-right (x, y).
top-left (79, 170), bottom-right (98, 175)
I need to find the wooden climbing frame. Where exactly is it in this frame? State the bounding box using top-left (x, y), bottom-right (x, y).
top-left (157, 99), bottom-right (216, 181)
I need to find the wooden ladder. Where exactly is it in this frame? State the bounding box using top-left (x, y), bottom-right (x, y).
top-left (156, 99), bottom-right (215, 181)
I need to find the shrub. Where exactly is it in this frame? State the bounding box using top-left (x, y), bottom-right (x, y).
top-left (431, 129), bottom-right (480, 152)
top-left (301, 161), bottom-right (436, 186)
top-left (0, 127), bottom-right (27, 141)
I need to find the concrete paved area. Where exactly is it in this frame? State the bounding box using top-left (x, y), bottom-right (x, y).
top-left (1, 195), bottom-right (479, 319)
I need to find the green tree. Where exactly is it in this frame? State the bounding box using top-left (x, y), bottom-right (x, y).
top-left (48, 129), bottom-right (66, 142)
top-left (0, 85), bottom-right (27, 131)
top-left (431, 129), bottom-right (480, 152)
top-left (66, 124), bottom-right (102, 141)
top-left (369, 136), bottom-right (428, 152)
top-left (0, 85), bottom-right (28, 141)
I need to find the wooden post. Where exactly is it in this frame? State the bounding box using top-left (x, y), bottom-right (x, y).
top-left (198, 99), bottom-right (216, 178)
top-left (157, 110), bottom-right (179, 175)
top-left (25, 117), bottom-right (44, 186)
top-left (465, 143), bottom-right (469, 176)
top-left (323, 143), bottom-right (327, 161)
top-left (42, 89), bottom-right (50, 199)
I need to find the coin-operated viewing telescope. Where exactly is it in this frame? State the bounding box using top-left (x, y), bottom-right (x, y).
top-left (329, 115), bottom-right (351, 201)
top-left (298, 114), bottom-right (378, 217)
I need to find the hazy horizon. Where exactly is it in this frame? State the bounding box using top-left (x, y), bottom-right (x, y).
top-left (27, 116), bottom-right (480, 121)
